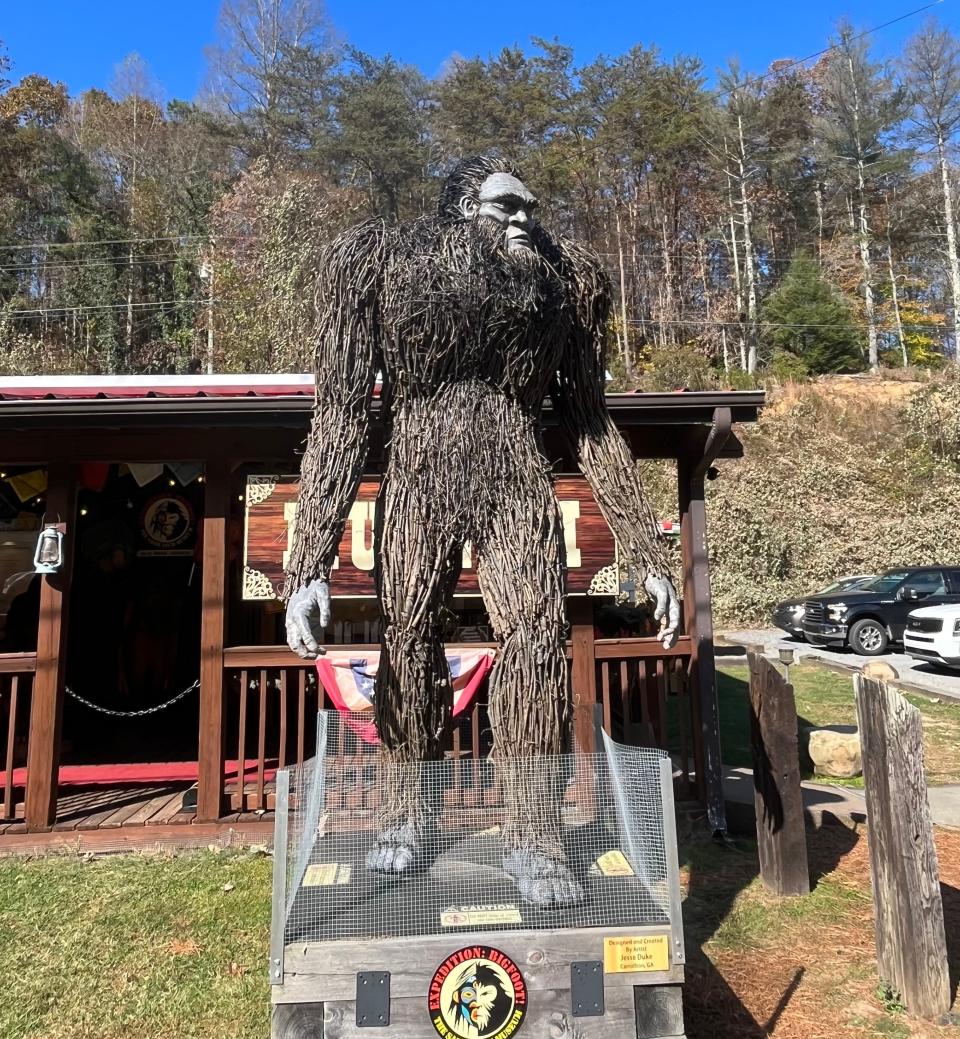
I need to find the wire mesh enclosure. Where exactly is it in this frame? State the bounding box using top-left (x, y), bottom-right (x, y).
top-left (272, 712), bottom-right (683, 955)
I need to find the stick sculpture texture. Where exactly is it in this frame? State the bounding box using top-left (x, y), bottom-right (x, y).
top-left (285, 156), bottom-right (679, 906)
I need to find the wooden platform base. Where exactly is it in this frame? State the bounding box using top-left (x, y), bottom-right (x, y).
top-left (272, 926), bottom-right (686, 1039)
top-left (272, 985), bottom-right (686, 1039)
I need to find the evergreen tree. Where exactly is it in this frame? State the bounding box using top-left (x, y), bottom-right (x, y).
top-left (760, 252), bottom-right (863, 373)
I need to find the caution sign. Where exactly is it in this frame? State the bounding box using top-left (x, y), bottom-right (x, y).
top-left (603, 934), bottom-right (670, 974)
top-left (428, 945), bottom-right (527, 1039)
top-left (440, 904), bottom-right (523, 927)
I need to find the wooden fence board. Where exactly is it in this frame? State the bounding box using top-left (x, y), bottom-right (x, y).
top-left (854, 676), bottom-right (950, 1019)
top-left (747, 653), bottom-right (809, 897)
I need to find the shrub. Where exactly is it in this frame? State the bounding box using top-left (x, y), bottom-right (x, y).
top-left (639, 344), bottom-right (719, 391)
top-left (642, 377), bottom-right (960, 627)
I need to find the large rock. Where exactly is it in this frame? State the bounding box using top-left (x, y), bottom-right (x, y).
top-left (804, 725), bottom-right (862, 778)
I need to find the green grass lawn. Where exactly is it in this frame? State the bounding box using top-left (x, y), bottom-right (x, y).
top-left (714, 663), bottom-right (960, 785)
top-left (0, 833), bottom-right (931, 1039)
top-left (0, 851), bottom-right (272, 1039)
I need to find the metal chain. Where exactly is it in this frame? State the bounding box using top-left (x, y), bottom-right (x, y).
top-left (64, 678), bottom-right (200, 717)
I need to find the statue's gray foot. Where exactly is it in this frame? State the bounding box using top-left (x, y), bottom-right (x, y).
top-left (502, 848), bottom-right (584, 907)
top-left (365, 819), bottom-right (429, 874)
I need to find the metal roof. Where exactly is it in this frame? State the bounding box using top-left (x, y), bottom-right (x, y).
top-left (0, 375), bottom-right (764, 430)
top-left (0, 374), bottom-right (316, 400)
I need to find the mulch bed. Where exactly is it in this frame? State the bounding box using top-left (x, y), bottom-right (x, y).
top-left (682, 825), bottom-right (960, 1038)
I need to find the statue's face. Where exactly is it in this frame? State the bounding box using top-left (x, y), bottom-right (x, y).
top-left (460, 172), bottom-right (539, 254)
top-left (456, 977), bottom-right (498, 1031)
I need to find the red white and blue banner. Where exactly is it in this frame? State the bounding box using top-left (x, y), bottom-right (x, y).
top-left (315, 648), bottom-right (497, 743)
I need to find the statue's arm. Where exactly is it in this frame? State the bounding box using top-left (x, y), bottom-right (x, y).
top-left (283, 223), bottom-right (384, 653)
top-left (550, 243), bottom-right (679, 645)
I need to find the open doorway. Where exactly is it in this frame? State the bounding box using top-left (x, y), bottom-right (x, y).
top-left (63, 462), bottom-right (203, 766)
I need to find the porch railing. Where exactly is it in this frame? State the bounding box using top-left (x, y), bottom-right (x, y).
top-left (0, 653), bottom-right (36, 822)
top-left (221, 636), bottom-right (694, 814)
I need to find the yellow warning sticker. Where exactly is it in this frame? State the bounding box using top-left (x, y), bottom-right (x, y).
top-left (440, 904), bottom-right (523, 927)
top-left (604, 935), bottom-right (670, 974)
top-left (303, 863), bottom-right (351, 887)
top-left (596, 850), bottom-right (635, 877)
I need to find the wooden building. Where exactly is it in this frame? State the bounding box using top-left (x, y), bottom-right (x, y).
top-left (0, 376), bottom-right (763, 837)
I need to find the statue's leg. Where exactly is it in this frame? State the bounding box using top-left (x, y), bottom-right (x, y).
top-left (476, 477), bottom-right (582, 907)
top-left (366, 475), bottom-right (461, 874)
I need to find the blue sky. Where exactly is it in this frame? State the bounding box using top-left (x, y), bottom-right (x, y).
top-left (2, 0), bottom-right (958, 100)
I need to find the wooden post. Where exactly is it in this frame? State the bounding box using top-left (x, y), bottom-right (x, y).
top-left (854, 676), bottom-right (950, 1019)
top-left (747, 652), bottom-right (810, 896)
top-left (197, 457), bottom-right (230, 821)
top-left (569, 596), bottom-right (597, 752)
top-left (25, 463), bottom-right (76, 830)
top-left (569, 596), bottom-right (597, 817)
top-left (678, 453), bottom-right (726, 834)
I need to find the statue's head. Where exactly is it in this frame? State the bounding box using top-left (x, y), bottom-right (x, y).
top-left (438, 156), bottom-right (539, 255)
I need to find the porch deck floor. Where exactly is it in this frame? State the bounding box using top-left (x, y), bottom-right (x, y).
top-left (0, 781), bottom-right (275, 842)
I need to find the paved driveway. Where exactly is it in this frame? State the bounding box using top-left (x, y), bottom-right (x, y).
top-left (719, 628), bottom-right (960, 704)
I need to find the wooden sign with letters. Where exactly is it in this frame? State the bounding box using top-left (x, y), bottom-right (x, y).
top-left (242, 475), bottom-right (619, 600)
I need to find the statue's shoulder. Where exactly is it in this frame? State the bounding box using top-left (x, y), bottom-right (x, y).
top-left (323, 219), bottom-right (390, 265)
top-left (554, 236), bottom-right (609, 288)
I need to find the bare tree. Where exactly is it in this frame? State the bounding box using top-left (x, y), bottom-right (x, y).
top-left (110, 54), bottom-right (165, 363)
top-left (903, 19), bottom-right (960, 363)
top-left (204, 0), bottom-right (334, 163)
top-left (706, 65), bottom-right (762, 372)
top-left (815, 26), bottom-right (907, 372)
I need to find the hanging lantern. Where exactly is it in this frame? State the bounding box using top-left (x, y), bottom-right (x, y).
top-left (34, 526), bottom-right (64, 574)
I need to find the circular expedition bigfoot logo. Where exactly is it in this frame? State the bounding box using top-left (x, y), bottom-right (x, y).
top-left (140, 494), bottom-right (194, 548)
top-left (428, 945), bottom-right (527, 1039)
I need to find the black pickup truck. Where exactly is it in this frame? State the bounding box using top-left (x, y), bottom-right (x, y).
top-left (802, 566), bottom-right (960, 655)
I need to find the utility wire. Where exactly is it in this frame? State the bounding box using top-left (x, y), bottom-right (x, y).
top-left (2, 298), bottom-right (206, 317)
top-left (0, 234), bottom-right (211, 251)
top-left (1, 296), bottom-right (948, 332)
top-left (0, 253), bottom-right (202, 275)
top-left (711, 0), bottom-right (946, 102)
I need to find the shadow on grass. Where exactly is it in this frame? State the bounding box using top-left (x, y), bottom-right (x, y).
top-left (677, 662), bottom-right (863, 1038)
top-left (681, 822), bottom-right (860, 1038)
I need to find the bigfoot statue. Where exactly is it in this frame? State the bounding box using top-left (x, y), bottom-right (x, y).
top-left (285, 156), bottom-right (679, 906)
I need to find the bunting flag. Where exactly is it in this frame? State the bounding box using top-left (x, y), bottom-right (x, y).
top-left (315, 648), bottom-right (497, 744)
top-left (167, 461), bottom-right (203, 486)
top-left (6, 469), bottom-right (47, 503)
top-left (125, 462), bottom-right (164, 487)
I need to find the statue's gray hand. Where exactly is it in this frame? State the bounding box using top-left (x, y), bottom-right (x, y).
top-left (645, 573), bottom-right (680, 650)
top-left (285, 580), bottom-right (331, 659)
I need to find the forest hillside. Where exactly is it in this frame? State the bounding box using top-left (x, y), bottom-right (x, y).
top-left (6, 3), bottom-right (960, 378)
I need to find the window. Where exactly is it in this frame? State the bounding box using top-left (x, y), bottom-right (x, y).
top-left (899, 570), bottom-right (946, 600)
top-left (861, 571), bottom-right (909, 594)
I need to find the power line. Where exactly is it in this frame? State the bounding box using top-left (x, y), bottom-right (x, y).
top-left (0, 253), bottom-right (201, 275)
top-left (1, 295), bottom-right (949, 333)
top-left (0, 234), bottom-right (212, 251)
top-left (629, 316), bottom-right (951, 332)
top-left (2, 298), bottom-right (207, 317)
top-left (522, 0), bottom-right (946, 178)
top-left (711, 0), bottom-right (946, 102)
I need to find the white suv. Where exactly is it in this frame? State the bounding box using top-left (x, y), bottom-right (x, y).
top-left (903, 604), bottom-right (960, 670)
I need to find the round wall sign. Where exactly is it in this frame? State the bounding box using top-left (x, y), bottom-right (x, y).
top-left (428, 946), bottom-right (527, 1039)
top-left (140, 494), bottom-right (195, 549)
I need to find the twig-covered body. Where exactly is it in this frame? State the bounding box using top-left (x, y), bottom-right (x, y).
top-left (285, 157), bottom-right (674, 903)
